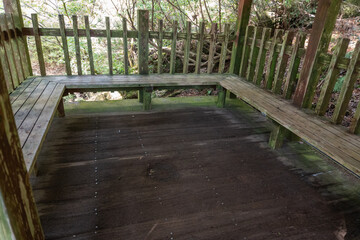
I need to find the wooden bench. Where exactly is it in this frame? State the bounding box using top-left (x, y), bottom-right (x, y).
top-left (220, 75), bottom-right (360, 176)
top-left (10, 78), bottom-right (65, 173)
top-left (8, 74), bottom-right (225, 174)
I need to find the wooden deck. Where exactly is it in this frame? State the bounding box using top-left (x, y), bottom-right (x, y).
top-left (31, 106), bottom-right (350, 239)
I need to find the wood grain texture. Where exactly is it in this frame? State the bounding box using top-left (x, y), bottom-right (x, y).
top-left (72, 15), bottom-right (82, 75)
top-left (170, 20), bottom-right (178, 74)
top-left (0, 41), bottom-right (44, 239)
top-left (157, 19), bottom-right (163, 74)
top-left (332, 41), bottom-right (360, 124)
top-left (293, 0), bottom-right (342, 108)
top-left (31, 14), bottom-right (46, 76)
top-left (123, 18), bottom-right (129, 75)
top-left (106, 17), bottom-right (113, 75)
top-left (253, 28), bottom-right (271, 85)
top-left (221, 76), bottom-right (360, 175)
top-left (137, 10), bottom-right (149, 75)
top-left (315, 38), bottom-right (349, 115)
top-left (239, 25), bottom-right (254, 78)
top-left (195, 22), bottom-right (205, 74)
top-left (183, 21), bottom-right (192, 74)
top-left (207, 23), bottom-right (218, 74)
top-left (265, 29), bottom-right (283, 89)
top-left (84, 16), bottom-right (95, 75)
top-left (58, 15), bottom-right (71, 76)
top-left (229, 0), bottom-right (253, 74)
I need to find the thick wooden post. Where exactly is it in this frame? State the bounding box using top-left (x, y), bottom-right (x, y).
top-left (137, 10), bottom-right (149, 104)
top-left (293, 0), bottom-right (342, 108)
top-left (143, 87), bottom-right (152, 110)
top-left (137, 10), bottom-right (149, 75)
top-left (229, 0), bottom-right (253, 75)
top-left (0, 52), bottom-right (44, 239)
top-left (216, 85), bottom-right (226, 108)
top-left (3, 0), bottom-right (32, 77)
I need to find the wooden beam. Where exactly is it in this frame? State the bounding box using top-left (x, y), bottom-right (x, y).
top-left (195, 21), bottom-right (205, 74)
top-left (229, 0), bottom-right (253, 75)
top-left (143, 87), bottom-right (152, 110)
top-left (216, 85), bottom-right (226, 108)
top-left (0, 47), bottom-right (44, 239)
top-left (207, 23), bottom-right (218, 74)
top-left (137, 10), bottom-right (149, 75)
top-left (293, 0), bottom-right (342, 108)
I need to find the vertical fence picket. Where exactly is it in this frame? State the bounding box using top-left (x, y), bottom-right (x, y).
top-left (170, 20), bottom-right (178, 74)
top-left (350, 103), bottom-right (360, 134)
top-left (207, 23), bottom-right (217, 74)
top-left (123, 18), bottom-right (129, 75)
top-left (195, 22), bottom-right (205, 74)
top-left (0, 19), bottom-right (16, 89)
top-left (106, 17), bottom-right (113, 75)
top-left (72, 15), bottom-right (82, 75)
top-left (332, 41), bottom-right (360, 124)
top-left (272, 31), bottom-right (294, 94)
top-left (246, 27), bottom-right (262, 81)
top-left (0, 24), bottom-right (14, 91)
top-left (253, 28), bottom-right (271, 85)
top-left (58, 15), bottom-right (71, 75)
top-left (183, 21), bottom-right (191, 74)
top-left (315, 38), bottom-right (349, 115)
top-left (239, 25), bottom-right (254, 78)
top-left (219, 23), bottom-right (230, 74)
top-left (157, 19), bottom-right (163, 74)
top-left (84, 15), bottom-right (95, 75)
top-left (265, 29), bottom-right (283, 89)
top-left (5, 14), bottom-right (24, 83)
top-left (283, 32), bottom-right (306, 99)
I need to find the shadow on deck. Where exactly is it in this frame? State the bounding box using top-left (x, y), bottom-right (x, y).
top-left (31, 97), bottom-right (360, 239)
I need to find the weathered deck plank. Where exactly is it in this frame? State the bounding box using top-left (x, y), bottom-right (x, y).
top-left (32, 108), bottom-right (345, 239)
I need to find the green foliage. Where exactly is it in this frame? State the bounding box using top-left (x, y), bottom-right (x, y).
top-left (334, 76), bottom-right (345, 93)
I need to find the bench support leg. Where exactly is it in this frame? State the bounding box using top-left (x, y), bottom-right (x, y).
top-left (31, 161), bottom-right (39, 177)
top-left (143, 87), bottom-right (152, 110)
top-left (269, 123), bottom-right (287, 149)
top-left (138, 90), bottom-right (144, 103)
top-left (57, 98), bottom-right (65, 117)
top-left (216, 85), bottom-right (226, 108)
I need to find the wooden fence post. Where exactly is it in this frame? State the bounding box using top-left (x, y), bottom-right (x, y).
top-left (3, 0), bottom-right (32, 77)
top-left (229, 0), bottom-right (253, 75)
top-left (137, 9), bottom-right (149, 75)
top-left (0, 51), bottom-right (44, 239)
top-left (293, 0), bottom-right (342, 108)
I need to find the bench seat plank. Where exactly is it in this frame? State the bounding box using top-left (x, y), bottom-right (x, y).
top-left (9, 77), bottom-right (35, 103)
top-left (20, 83), bottom-right (65, 172)
top-left (14, 80), bottom-right (49, 128)
top-left (221, 76), bottom-right (360, 175)
top-left (17, 82), bottom-right (58, 147)
top-left (11, 78), bottom-right (41, 114)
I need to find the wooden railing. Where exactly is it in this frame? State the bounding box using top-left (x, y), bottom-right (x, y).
top-left (239, 25), bottom-right (360, 134)
top-left (0, 13), bottom-right (31, 93)
top-left (19, 10), bottom-right (236, 78)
